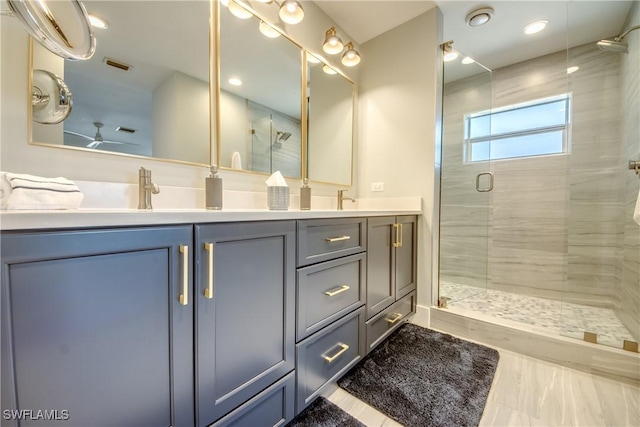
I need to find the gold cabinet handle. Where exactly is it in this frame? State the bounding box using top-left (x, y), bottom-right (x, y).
top-left (204, 243), bottom-right (214, 299)
top-left (393, 224), bottom-right (400, 248)
top-left (386, 312), bottom-right (403, 324)
top-left (179, 245), bottom-right (189, 305)
top-left (324, 285), bottom-right (350, 297)
top-left (322, 343), bottom-right (349, 363)
top-left (325, 235), bottom-right (351, 243)
top-left (399, 223), bottom-right (403, 247)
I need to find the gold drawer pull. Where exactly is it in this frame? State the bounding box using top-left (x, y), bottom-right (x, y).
top-left (324, 285), bottom-right (350, 297)
top-left (179, 245), bottom-right (189, 306)
top-left (325, 235), bottom-right (351, 243)
top-left (386, 312), bottom-right (403, 324)
top-left (393, 223), bottom-right (404, 248)
top-left (204, 243), bottom-right (214, 299)
top-left (322, 343), bottom-right (349, 363)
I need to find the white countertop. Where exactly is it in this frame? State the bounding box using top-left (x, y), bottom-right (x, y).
top-left (0, 208), bottom-right (422, 231)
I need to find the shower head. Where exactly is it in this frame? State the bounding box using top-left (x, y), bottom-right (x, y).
top-left (597, 39), bottom-right (628, 53)
top-left (597, 24), bottom-right (640, 54)
top-left (276, 131), bottom-right (292, 141)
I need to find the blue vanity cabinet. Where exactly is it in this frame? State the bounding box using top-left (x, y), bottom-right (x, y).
top-left (194, 221), bottom-right (296, 427)
top-left (365, 216), bottom-right (417, 352)
top-left (0, 226), bottom-right (194, 427)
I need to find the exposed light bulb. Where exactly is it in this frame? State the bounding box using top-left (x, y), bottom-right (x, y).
top-left (279, 1), bottom-right (304, 25)
top-left (228, 0), bottom-right (252, 19)
top-left (228, 77), bottom-right (242, 86)
top-left (323, 27), bottom-right (344, 55)
top-left (567, 66), bottom-right (579, 74)
top-left (307, 53), bottom-right (322, 64)
top-left (259, 21), bottom-right (281, 38)
top-left (341, 42), bottom-right (361, 67)
top-left (461, 56), bottom-right (475, 65)
top-left (444, 51), bottom-right (459, 62)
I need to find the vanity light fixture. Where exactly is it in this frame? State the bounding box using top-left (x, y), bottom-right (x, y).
top-left (443, 42), bottom-right (458, 62)
top-left (524, 19), bottom-right (548, 35)
top-left (228, 77), bottom-right (243, 86)
top-left (259, 20), bottom-right (281, 38)
top-left (341, 42), bottom-right (361, 67)
top-left (307, 53), bottom-right (322, 64)
top-left (322, 64), bottom-right (337, 75)
top-left (279, 1), bottom-right (304, 25)
top-left (88, 14), bottom-right (108, 30)
top-left (228, 0), bottom-right (252, 19)
top-left (322, 26), bottom-right (344, 55)
top-left (461, 56), bottom-right (475, 64)
top-left (567, 66), bottom-right (579, 74)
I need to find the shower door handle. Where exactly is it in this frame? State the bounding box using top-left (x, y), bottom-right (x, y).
top-left (476, 172), bottom-right (494, 192)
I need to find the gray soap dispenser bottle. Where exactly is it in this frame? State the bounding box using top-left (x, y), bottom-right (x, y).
top-left (300, 178), bottom-right (311, 210)
top-left (206, 165), bottom-right (223, 210)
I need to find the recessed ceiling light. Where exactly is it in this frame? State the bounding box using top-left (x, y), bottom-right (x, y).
top-left (461, 56), bottom-right (475, 65)
top-left (228, 77), bottom-right (242, 86)
top-left (465, 8), bottom-right (494, 27)
top-left (88, 14), bottom-right (109, 29)
top-left (524, 20), bottom-right (548, 35)
top-left (567, 66), bottom-right (579, 74)
top-left (444, 51), bottom-right (459, 62)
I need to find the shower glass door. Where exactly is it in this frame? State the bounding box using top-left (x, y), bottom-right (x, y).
top-left (250, 114), bottom-right (272, 174)
top-left (439, 49), bottom-right (493, 309)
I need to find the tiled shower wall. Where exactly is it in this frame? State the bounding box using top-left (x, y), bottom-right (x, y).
top-left (441, 41), bottom-right (627, 308)
top-left (617, 2), bottom-right (640, 341)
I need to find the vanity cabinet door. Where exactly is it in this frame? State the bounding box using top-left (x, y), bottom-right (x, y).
top-left (366, 217), bottom-right (397, 318)
top-left (395, 215), bottom-right (417, 299)
top-left (0, 227), bottom-right (194, 427)
top-left (195, 221), bottom-right (296, 427)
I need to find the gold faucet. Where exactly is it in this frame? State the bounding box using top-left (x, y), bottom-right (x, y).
top-left (138, 167), bottom-right (160, 210)
top-left (337, 189), bottom-right (355, 210)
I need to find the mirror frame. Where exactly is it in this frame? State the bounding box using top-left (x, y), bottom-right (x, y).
top-left (28, 0), bottom-right (214, 168)
top-left (304, 51), bottom-right (355, 186)
top-left (214, 0), bottom-right (306, 179)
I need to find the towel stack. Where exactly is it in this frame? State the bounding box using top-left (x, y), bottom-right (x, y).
top-left (0, 172), bottom-right (84, 210)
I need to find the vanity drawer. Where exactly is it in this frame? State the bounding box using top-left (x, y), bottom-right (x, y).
top-left (296, 307), bottom-right (365, 412)
top-left (297, 253), bottom-right (366, 341)
top-left (297, 218), bottom-right (366, 267)
top-left (211, 372), bottom-right (294, 427)
top-left (366, 291), bottom-right (415, 353)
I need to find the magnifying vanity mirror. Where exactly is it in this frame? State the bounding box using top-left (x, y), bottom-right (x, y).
top-left (30, 0), bottom-right (212, 165)
top-left (216, 1), bottom-right (303, 179)
top-left (305, 52), bottom-right (354, 186)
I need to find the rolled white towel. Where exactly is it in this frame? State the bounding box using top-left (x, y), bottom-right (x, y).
top-left (0, 172), bottom-right (10, 210)
top-left (231, 151), bottom-right (243, 170)
top-left (4, 172), bottom-right (84, 210)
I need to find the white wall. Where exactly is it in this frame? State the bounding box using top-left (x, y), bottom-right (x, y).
top-left (357, 8), bottom-right (443, 308)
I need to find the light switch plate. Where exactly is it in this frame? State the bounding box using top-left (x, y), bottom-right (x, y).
top-left (371, 182), bottom-right (384, 192)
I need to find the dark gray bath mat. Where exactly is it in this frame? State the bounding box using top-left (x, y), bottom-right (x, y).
top-left (285, 396), bottom-right (365, 427)
top-left (338, 323), bottom-right (499, 427)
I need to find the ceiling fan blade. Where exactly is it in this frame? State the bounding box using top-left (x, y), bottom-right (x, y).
top-left (102, 140), bottom-right (139, 146)
top-left (63, 130), bottom-right (93, 140)
top-left (86, 140), bottom-right (101, 149)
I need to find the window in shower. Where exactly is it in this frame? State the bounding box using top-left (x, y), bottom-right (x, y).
top-left (464, 94), bottom-right (571, 162)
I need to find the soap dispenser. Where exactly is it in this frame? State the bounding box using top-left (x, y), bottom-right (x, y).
top-left (300, 178), bottom-right (311, 210)
top-left (206, 165), bottom-right (223, 210)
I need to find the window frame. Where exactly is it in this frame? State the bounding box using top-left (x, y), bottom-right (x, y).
top-left (463, 93), bottom-right (572, 164)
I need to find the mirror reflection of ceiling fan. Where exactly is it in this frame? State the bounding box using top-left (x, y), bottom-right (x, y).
top-left (64, 122), bottom-right (139, 149)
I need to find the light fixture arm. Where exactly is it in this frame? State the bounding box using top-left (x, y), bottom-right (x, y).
top-left (616, 24), bottom-right (640, 42)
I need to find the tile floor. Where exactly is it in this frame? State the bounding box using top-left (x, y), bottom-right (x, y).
top-left (440, 281), bottom-right (636, 348)
top-left (327, 317), bottom-right (640, 427)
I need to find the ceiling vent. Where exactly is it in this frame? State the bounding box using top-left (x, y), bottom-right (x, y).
top-left (103, 57), bottom-right (132, 72)
top-left (466, 7), bottom-right (494, 27)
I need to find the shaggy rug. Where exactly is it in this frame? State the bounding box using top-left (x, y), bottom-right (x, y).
top-left (285, 397), bottom-right (365, 427)
top-left (338, 323), bottom-right (499, 427)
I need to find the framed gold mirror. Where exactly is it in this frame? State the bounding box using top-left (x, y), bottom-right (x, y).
top-left (216, 0), bottom-right (303, 179)
top-left (305, 52), bottom-right (355, 186)
top-left (30, 0), bottom-right (212, 166)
